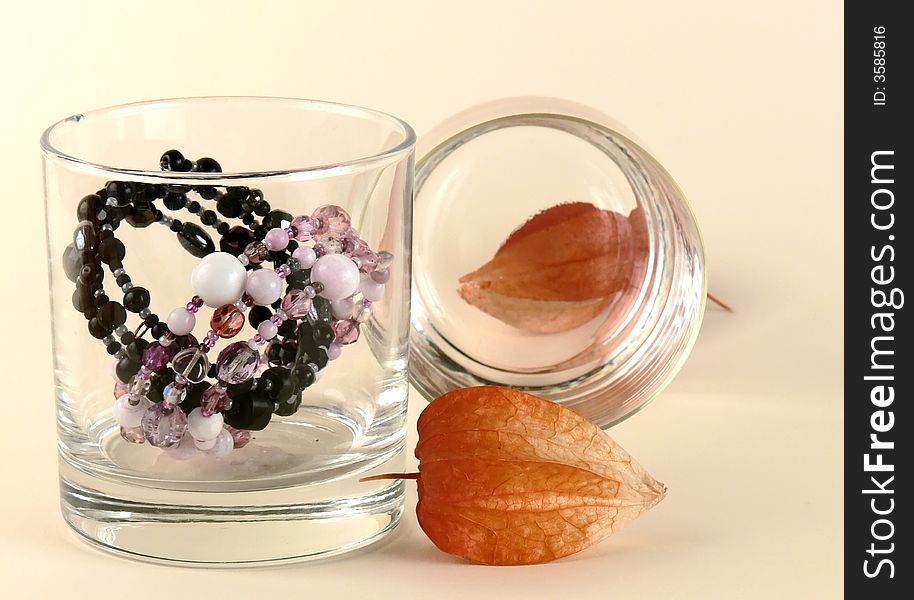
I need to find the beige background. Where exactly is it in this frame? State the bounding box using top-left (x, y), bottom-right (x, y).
top-left (0, 1), bottom-right (843, 598)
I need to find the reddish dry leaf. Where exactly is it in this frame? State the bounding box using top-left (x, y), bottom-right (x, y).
top-left (458, 203), bottom-right (649, 333)
top-left (412, 386), bottom-right (666, 565)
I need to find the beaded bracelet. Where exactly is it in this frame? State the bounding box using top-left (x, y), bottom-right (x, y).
top-left (65, 150), bottom-right (391, 459)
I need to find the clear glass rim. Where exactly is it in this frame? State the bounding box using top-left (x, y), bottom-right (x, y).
top-left (39, 96), bottom-right (417, 180)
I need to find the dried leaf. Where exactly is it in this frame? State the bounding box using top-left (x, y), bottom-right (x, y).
top-left (413, 386), bottom-right (666, 565)
top-left (458, 202), bottom-right (649, 333)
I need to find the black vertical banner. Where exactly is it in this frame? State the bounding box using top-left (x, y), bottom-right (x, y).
top-left (845, 2), bottom-right (909, 596)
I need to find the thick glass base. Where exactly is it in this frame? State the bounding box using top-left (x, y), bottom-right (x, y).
top-left (59, 461), bottom-right (404, 566)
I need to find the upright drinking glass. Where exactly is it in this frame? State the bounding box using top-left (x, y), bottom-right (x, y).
top-left (41, 97), bottom-right (415, 565)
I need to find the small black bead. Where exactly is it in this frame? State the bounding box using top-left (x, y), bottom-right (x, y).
top-left (94, 293), bottom-right (109, 308)
top-left (197, 186), bottom-right (218, 200)
top-left (163, 192), bottom-right (186, 211)
top-left (196, 157), bottom-right (222, 173)
top-left (217, 222), bottom-right (230, 236)
top-left (76, 194), bottom-right (104, 222)
top-left (252, 224), bottom-right (267, 241)
top-left (97, 301), bottom-right (127, 329)
top-left (126, 205), bottom-right (156, 228)
top-left (106, 342), bottom-right (121, 355)
top-left (223, 391), bottom-right (273, 431)
top-left (269, 251), bottom-right (289, 266)
top-left (279, 343), bottom-right (297, 365)
top-left (150, 322), bottom-right (168, 339)
top-left (160, 149), bottom-right (185, 172)
top-left (277, 319), bottom-right (297, 338)
top-left (123, 287), bottom-right (151, 312)
top-left (254, 201), bottom-right (270, 217)
top-left (88, 317), bottom-right (110, 339)
top-left (219, 225), bottom-right (253, 256)
top-left (187, 200), bottom-right (202, 214)
top-left (115, 273), bottom-right (131, 287)
top-left (200, 210), bottom-right (218, 226)
top-left (312, 324), bottom-right (335, 347)
top-left (285, 270), bottom-right (311, 290)
top-left (273, 392), bottom-right (301, 416)
top-left (99, 237), bottom-right (126, 264)
top-left (120, 331), bottom-right (136, 345)
top-left (216, 194), bottom-right (242, 218)
top-left (181, 382), bottom-right (209, 412)
top-left (263, 210), bottom-right (293, 230)
top-left (177, 222), bottom-right (215, 257)
top-left (115, 356), bottom-right (142, 382)
top-left (170, 219), bottom-right (183, 233)
top-left (248, 305), bottom-right (272, 328)
top-left (105, 181), bottom-right (135, 206)
top-left (267, 350), bottom-right (283, 369)
top-left (144, 314), bottom-right (160, 327)
top-left (292, 363), bottom-right (316, 389)
top-left (261, 367), bottom-right (296, 401)
top-left (78, 263), bottom-right (104, 287)
top-left (126, 339), bottom-right (150, 362)
top-left (242, 213), bottom-right (255, 225)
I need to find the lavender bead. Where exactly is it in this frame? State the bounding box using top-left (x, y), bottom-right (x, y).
top-left (187, 407), bottom-right (224, 442)
top-left (291, 246), bottom-right (317, 268)
top-left (141, 402), bottom-right (188, 448)
top-left (330, 298), bottom-right (354, 320)
top-left (264, 227), bottom-right (290, 251)
top-left (205, 429), bottom-right (234, 458)
top-left (310, 254), bottom-right (360, 300)
top-left (216, 341), bottom-right (261, 384)
top-left (257, 320), bottom-right (278, 340)
top-left (245, 269), bottom-right (283, 306)
top-left (359, 273), bottom-right (386, 302)
top-left (167, 307), bottom-right (196, 336)
top-left (327, 342), bottom-right (343, 360)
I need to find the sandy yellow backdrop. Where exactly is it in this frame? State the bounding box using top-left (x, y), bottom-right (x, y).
top-left (0, 1), bottom-right (842, 598)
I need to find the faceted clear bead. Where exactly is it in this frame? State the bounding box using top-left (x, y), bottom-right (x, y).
top-left (120, 426), bottom-right (145, 444)
top-left (216, 341), bottom-right (261, 384)
top-left (201, 385), bottom-right (227, 416)
top-left (141, 402), bottom-right (188, 448)
top-left (312, 205), bottom-right (351, 238)
top-left (377, 251), bottom-right (394, 269)
top-left (281, 290), bottom-right (313, 319)
top-left (127, 375), bottom-right (152, 399)
top-left (226, 425), bottom-right (252, 449)
top-left (331, 319), bottom-right (360, 345)
top-left (162, 383), bottom-right (188, 406)
top-left (171, 347), bottom-right (211, 383)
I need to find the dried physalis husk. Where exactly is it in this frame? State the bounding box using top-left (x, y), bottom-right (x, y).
top-left (367, 386), bottom-right (666, 565)
top-left (458, 202), bottom-right (649, 333)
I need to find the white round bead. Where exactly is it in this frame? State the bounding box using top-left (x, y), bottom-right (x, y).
top-left (187, 407), bottom-right (224, 441)
top-left (359, 273), bottom-right (386, 302)
top-left (165, 435), bottom-right (197, 460)
top-left (191, 252), bottom-right (247, 308)
top-left (166, 307), bottom-right (196, 336)
top-left (330, 298), bottom-right (354, 320)
top-left (113, 395), bottom-right (151, 428)
top-left (194, 436), bottom-right (218, 451)
top-left (245, 269), bottom-right (283, 306)
top-left (311, 254), bottom-right (360, 300)
top-left (205, 429), bottom-right (234, 458)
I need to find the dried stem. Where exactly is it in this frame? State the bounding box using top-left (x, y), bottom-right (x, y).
top-left (707, 292), bottom-right (733, 312)
top-left (360, 472), bottom-right (421, 482)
